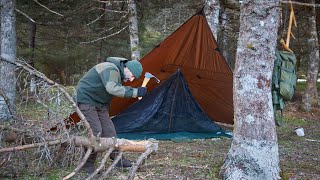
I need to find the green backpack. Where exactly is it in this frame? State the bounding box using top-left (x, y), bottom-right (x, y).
top-left (272, 51), bottom-right (297, 126)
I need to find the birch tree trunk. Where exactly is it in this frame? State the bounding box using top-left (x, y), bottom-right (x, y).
top-left (301, 0), bottom-right (320, 111)
top-left (220, 1), bottom-right (280, 179)
top-left (128, 0), bottom-right (140, 60)
top-left (0, 0), bottom-right (17, 120)
top-left (204, 0), bottom-right (220, 40)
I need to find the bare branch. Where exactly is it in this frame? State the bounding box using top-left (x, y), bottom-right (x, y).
top-left (99, 151), bottom-right (123, 180)
top-left (15, 8), bottom-right (36, 23)
top-left (33, 0), bottom-right (64, 17)
top-left (63, 148), bottom-right (93, 180)
top-left (128, 146), bottom-right (156, 180)
top-left (80, 25), bottom-right (128, 44)
top-left (0, 153), bottom-right (12, 168)
top-left (96, 8), bottom-right (127, 13)
top-left (0, 139), bottom-right (62, 153)
top-left (87, 12), bottom-right (107, 26)
top-left (95, 0), bottom-right (127, 4)
top-left (86, 147), bottom-right (114, 179)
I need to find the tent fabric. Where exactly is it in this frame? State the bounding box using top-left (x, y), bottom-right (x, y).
top-left (113, 70), bottom-right (229, 140)
top-left (110, 11), bottom-right (234, 125)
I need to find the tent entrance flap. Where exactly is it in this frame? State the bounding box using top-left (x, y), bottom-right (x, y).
top-left (112, 70), bottom-right (230, 140)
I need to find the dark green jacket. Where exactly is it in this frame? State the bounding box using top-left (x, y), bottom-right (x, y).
top-left (76, 57), bottom-right (139, 108)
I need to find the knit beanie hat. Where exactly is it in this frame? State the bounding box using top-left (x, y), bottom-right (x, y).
top-left (125, 60), bottom-right (143, 79)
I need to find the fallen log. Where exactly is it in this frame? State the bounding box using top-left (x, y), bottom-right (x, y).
top-left (0, 135), bottom-right (158, 153)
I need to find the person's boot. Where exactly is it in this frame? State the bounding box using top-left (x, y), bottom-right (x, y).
top-left (110, 150), bottom-right (132, 168)
top-left (81, 152), bottom-right (97, 174)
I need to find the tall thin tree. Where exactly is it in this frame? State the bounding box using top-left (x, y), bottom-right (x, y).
top-left (220, 1), bottom-right (280, 179)
top-left (0, 0), bottom-right (17, 120)
top-left (128, 0), bottom-right (140, 60)
top-left (301, 0), bottom-right (320, 111)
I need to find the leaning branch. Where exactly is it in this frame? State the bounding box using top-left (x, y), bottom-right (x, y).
top-left (15, 8), bottom-right (36, 23)
top-left (33, 0), bottom-right (64, 16)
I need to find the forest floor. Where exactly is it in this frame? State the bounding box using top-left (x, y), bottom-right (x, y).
top-left (74, 91), bottom-right (320, 180)
top-left (1, 91), bottom-right (320, 180)
top-left (108, 91), bottom-right (320, 180)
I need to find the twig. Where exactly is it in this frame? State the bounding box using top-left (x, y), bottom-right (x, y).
top-left (33, 0), bottom-right (64, 17)
top-left (62, 148), bottom-right (93, 180)
top-left (80, 25), bottom-right (128, 44)
top-left (0, 140), bottom-right (62, 153)
top-left (86, 147), bottom-right (114, 180)
top-left (306, 139), bottom-right (320, 143)
top-left (87, 11), bottom-right (107, 26)
top-left (15, 8), bottom-right (36, 23)
top-left (0, 153), bottom-right (12, 168)
top-left (127, 142), bottom-right (158, 180)
top-left (99, 151), bottom-right (123, 180)
top-left (95, 0), bottom-right (127, 3)
top-left (96, 8), bottom-right (127, 13)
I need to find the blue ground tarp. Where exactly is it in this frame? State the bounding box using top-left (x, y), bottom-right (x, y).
top-left (113, 70), bottom-right (231, 140)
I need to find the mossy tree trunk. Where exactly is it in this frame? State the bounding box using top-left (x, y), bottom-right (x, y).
top-left (220, 1), bottom-right (280, 179)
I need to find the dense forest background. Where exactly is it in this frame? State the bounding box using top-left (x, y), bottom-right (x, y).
top-left (15, 0), bottom-right (320, 85)
top-left (16, 0), bottom-right (203, 85)
top-left (1, 1), bottom-right (320, 179)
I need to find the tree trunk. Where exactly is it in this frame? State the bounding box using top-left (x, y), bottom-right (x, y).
top-left (96, 2), bottom-right (108, 64)
top-left (128, 0), bottom-right (140, 60)
top-left (29, 21), bottom-right (36, 67)
top-left (204, 0), bottom-right (220, 40)
top-left (301, 0), bottom-right (320, 111)
top-left (59, 69), bottom-right (66, 85)
top-left (0, 0), bottom-right (17, 120)
top-left (217, 1), bottom-right (240, 71)
top-left (220, 1), bottom-right (280, 179)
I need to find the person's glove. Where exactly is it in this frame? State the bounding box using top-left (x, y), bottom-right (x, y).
top-left (137, 87), bottom-right (147, 97)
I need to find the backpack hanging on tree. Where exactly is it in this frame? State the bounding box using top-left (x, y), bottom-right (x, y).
top-left (272, 51), bottom-right (297, 126)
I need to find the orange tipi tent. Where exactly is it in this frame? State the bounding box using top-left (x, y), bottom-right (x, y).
top-left (110, 11), bottom-right (234, 124)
